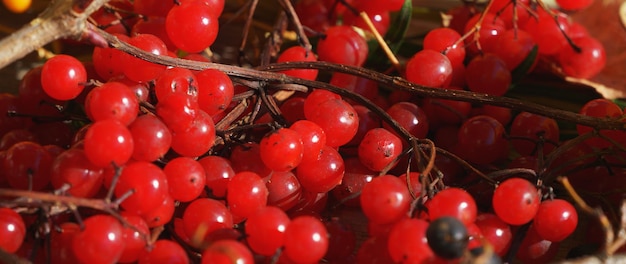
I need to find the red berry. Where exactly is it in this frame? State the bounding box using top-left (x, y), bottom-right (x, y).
top-left (405, 50), bottom-right (453, 88)
top-left (492, 178), bottom-right (540, 225)
top-left (283, 216), bottom-right (329, 263)
top-left (166, 0), bottom-right (219, 52)
top-left (277, 46), bottom-right (319, 81)
top-left (260, 128), bottom-right (304, 172)
top-left (533, 199), bottom-right (578, 242)
top-left (72, 215), bottom-right (125, 264)
top-left (316, 25), bottom-right (369, 67)
top-left (360, 175), bottom-right (411, 224)
top-left (41, 55), bottom-right (87, 100)
top-left (358, 128), bottom-right (403, 172)
top-left (0, 208), bottom-right (25, 253)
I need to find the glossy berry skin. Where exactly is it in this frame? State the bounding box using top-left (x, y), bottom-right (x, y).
top-left (183, 198), bottom-right (233, 247)
top-left (4, 141), bottom-right (52, 191)
top-left (198, 155), bottom-right (235, 198)
top-left (475, 213), bottom-right (512, 256)
top-left (423, 27), bottom-right (465, 67)
top-left (72, 214), bottom-right (125, 264)
top-left (260, 128), bottom-right (304, 172)
top-left (466, 53), bottom-right (511, 96)
top-left (164, 157), bottom-right (206, 202)
top-left (166, 0), bottom-right (219, 53)
top-left (266, 171), bottom-right (302, 211)
top-left (201, 240), bottom-right (253, 264)
top-left (426, 217), bottom-right (469, 260)
top-left (522, 9), bottom-right (570, 56)
top-left (304, 98), bottom-right (359, 147)
top-left (122, 34), bottom-right (168, 83)
top-left (195, 69), bottom-right (234, 116)
top-left (114, 161), bottom-right (170, 215)
top-left (509, 112), bottom-right (560, 156)
top-left (227, 171), bottom-right (268, 219)
top-left (85, 81), bottom-right (139, 125)
top-left (40, 55), bottom-right (86, 100)
top-left (92, 34), bottom-right (130, 80)
top-left (384, 102), bottom-right (429, 139)
top-left (360, 175), bottom-right (411, 224)
top-left (245, 206), bottom-right (290, 256)
top-left (50, 148), bottom-right (103, 198)
top-left (516, 226), bottom-right (560, 263)
top-left (316, 25), bottom-right (369, 67)
top-left (387, 218), bottom-right (434, 263)
top-left (0, 208), bottom-right (25, 253)
top-left (457, 115), bottom-right (507, 165)
top-left (464, 13), bottom-right (506, 54)
top-left (83, 119), bottom-right (134, 167)
top-left (358, 128), bottom-right (403, 172)
top-left (559, 36), bottom-right (606, 79)
top-left (277, 46), bottom-right (319, 81)
top-left (406, 50), bottom-right (453, 88)
top-left (296, 145), bottom-right (345, 193)
top-left (283, 216), bottom-right (329, 264)
top-left (533, 199), bottom-right (578, 242)
top-left (154, 67), bottom-right (199, 101)
top-left (170, 109), bottom-right (216, 157)
top-left (427, 187), bottom-right (477, 226)
top-left (577, 99), bottom-right (625, 149)
top-left (289, 120), bottom-right (326, 163)
top-left (493, 29), bottom-right (537, 71)
top-left (156, 93), bottom-right (199, 133)
top-left (128, 114), bottom-right (172, 162)
top-left (118, 213), bottom-right (150, 263)
top-left (492, 178), bottom-right (540, 225)
top-left (139, 239), bottom-right (189, 264)
top-left (142, 194), bottom-right (175, 228)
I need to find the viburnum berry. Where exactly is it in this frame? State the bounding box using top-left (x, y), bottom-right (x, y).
top-left (296, 145), bottom-right (345, 193)
top-left (509, 112), bottom-right (560, 156)
top-left (360, 175), bottom-right (411, 224)
top-left (304, 97), bottom-right (359, 148)
top-left (83, 119), bottom-right (134, 167)
top-left (114, 161), bottom-right (170, 215)
top-left (405, 49), bottom-right (453, 88)
top-left (154, 67), bottom-right (199, 101)
top-left (283, 216), bottom-right (329, 264)
top-left (122, 34), bottom-right (168, 83)
top-left (41, 55), bottom-right (87, 101)
top-left (166, 0), bottom-right (219, 53)
top-left (260, 128), bottom-right (304, 172)
top-left (475, 213), bottom-right (512, 256)
top-left (183, 198), bottom-right (234, 247)
top-left (227, 171), bottom-right (268, 219)
top-left (465, 53), bottom-right (512, 96)
top-left (85, 81), bottom-right (139, 125)
top-left (387, 218), bottom-right (434, 263)
top-left (245, 206), bottom-right (290, 256)
top-left (457, 115), bottom-right (508, 165)
top-left (277, 46), bottom-right (319, 80)
top-left (72, 214), bottom-right (125, 264)
top-left (423, 27), bottom-right (465, 67)
top-left (0, 207), bottom-right (25, 253)
top-left (492, 177), bottom-right (540, 225)
top-left (316, 25), bottom-right (369, 67)
top-left (427, 187), bottom-right (477, 225)
top-left (558, 36), bottom-right (606, 79)
top-left (533, 199), bottom-right (578, 242)
top-left (195, 69), bottom-right (234, 116)
top-left (358, 128), bottom-right (403, 172)
top-left (201, 240), bottom-right (253, 264)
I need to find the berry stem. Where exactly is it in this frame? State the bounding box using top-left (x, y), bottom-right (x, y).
top-left (359, 11), bottom-right (401, 72)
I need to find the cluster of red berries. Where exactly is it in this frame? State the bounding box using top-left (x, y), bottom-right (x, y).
top-left (0, 0), bottom-right (622, 263)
